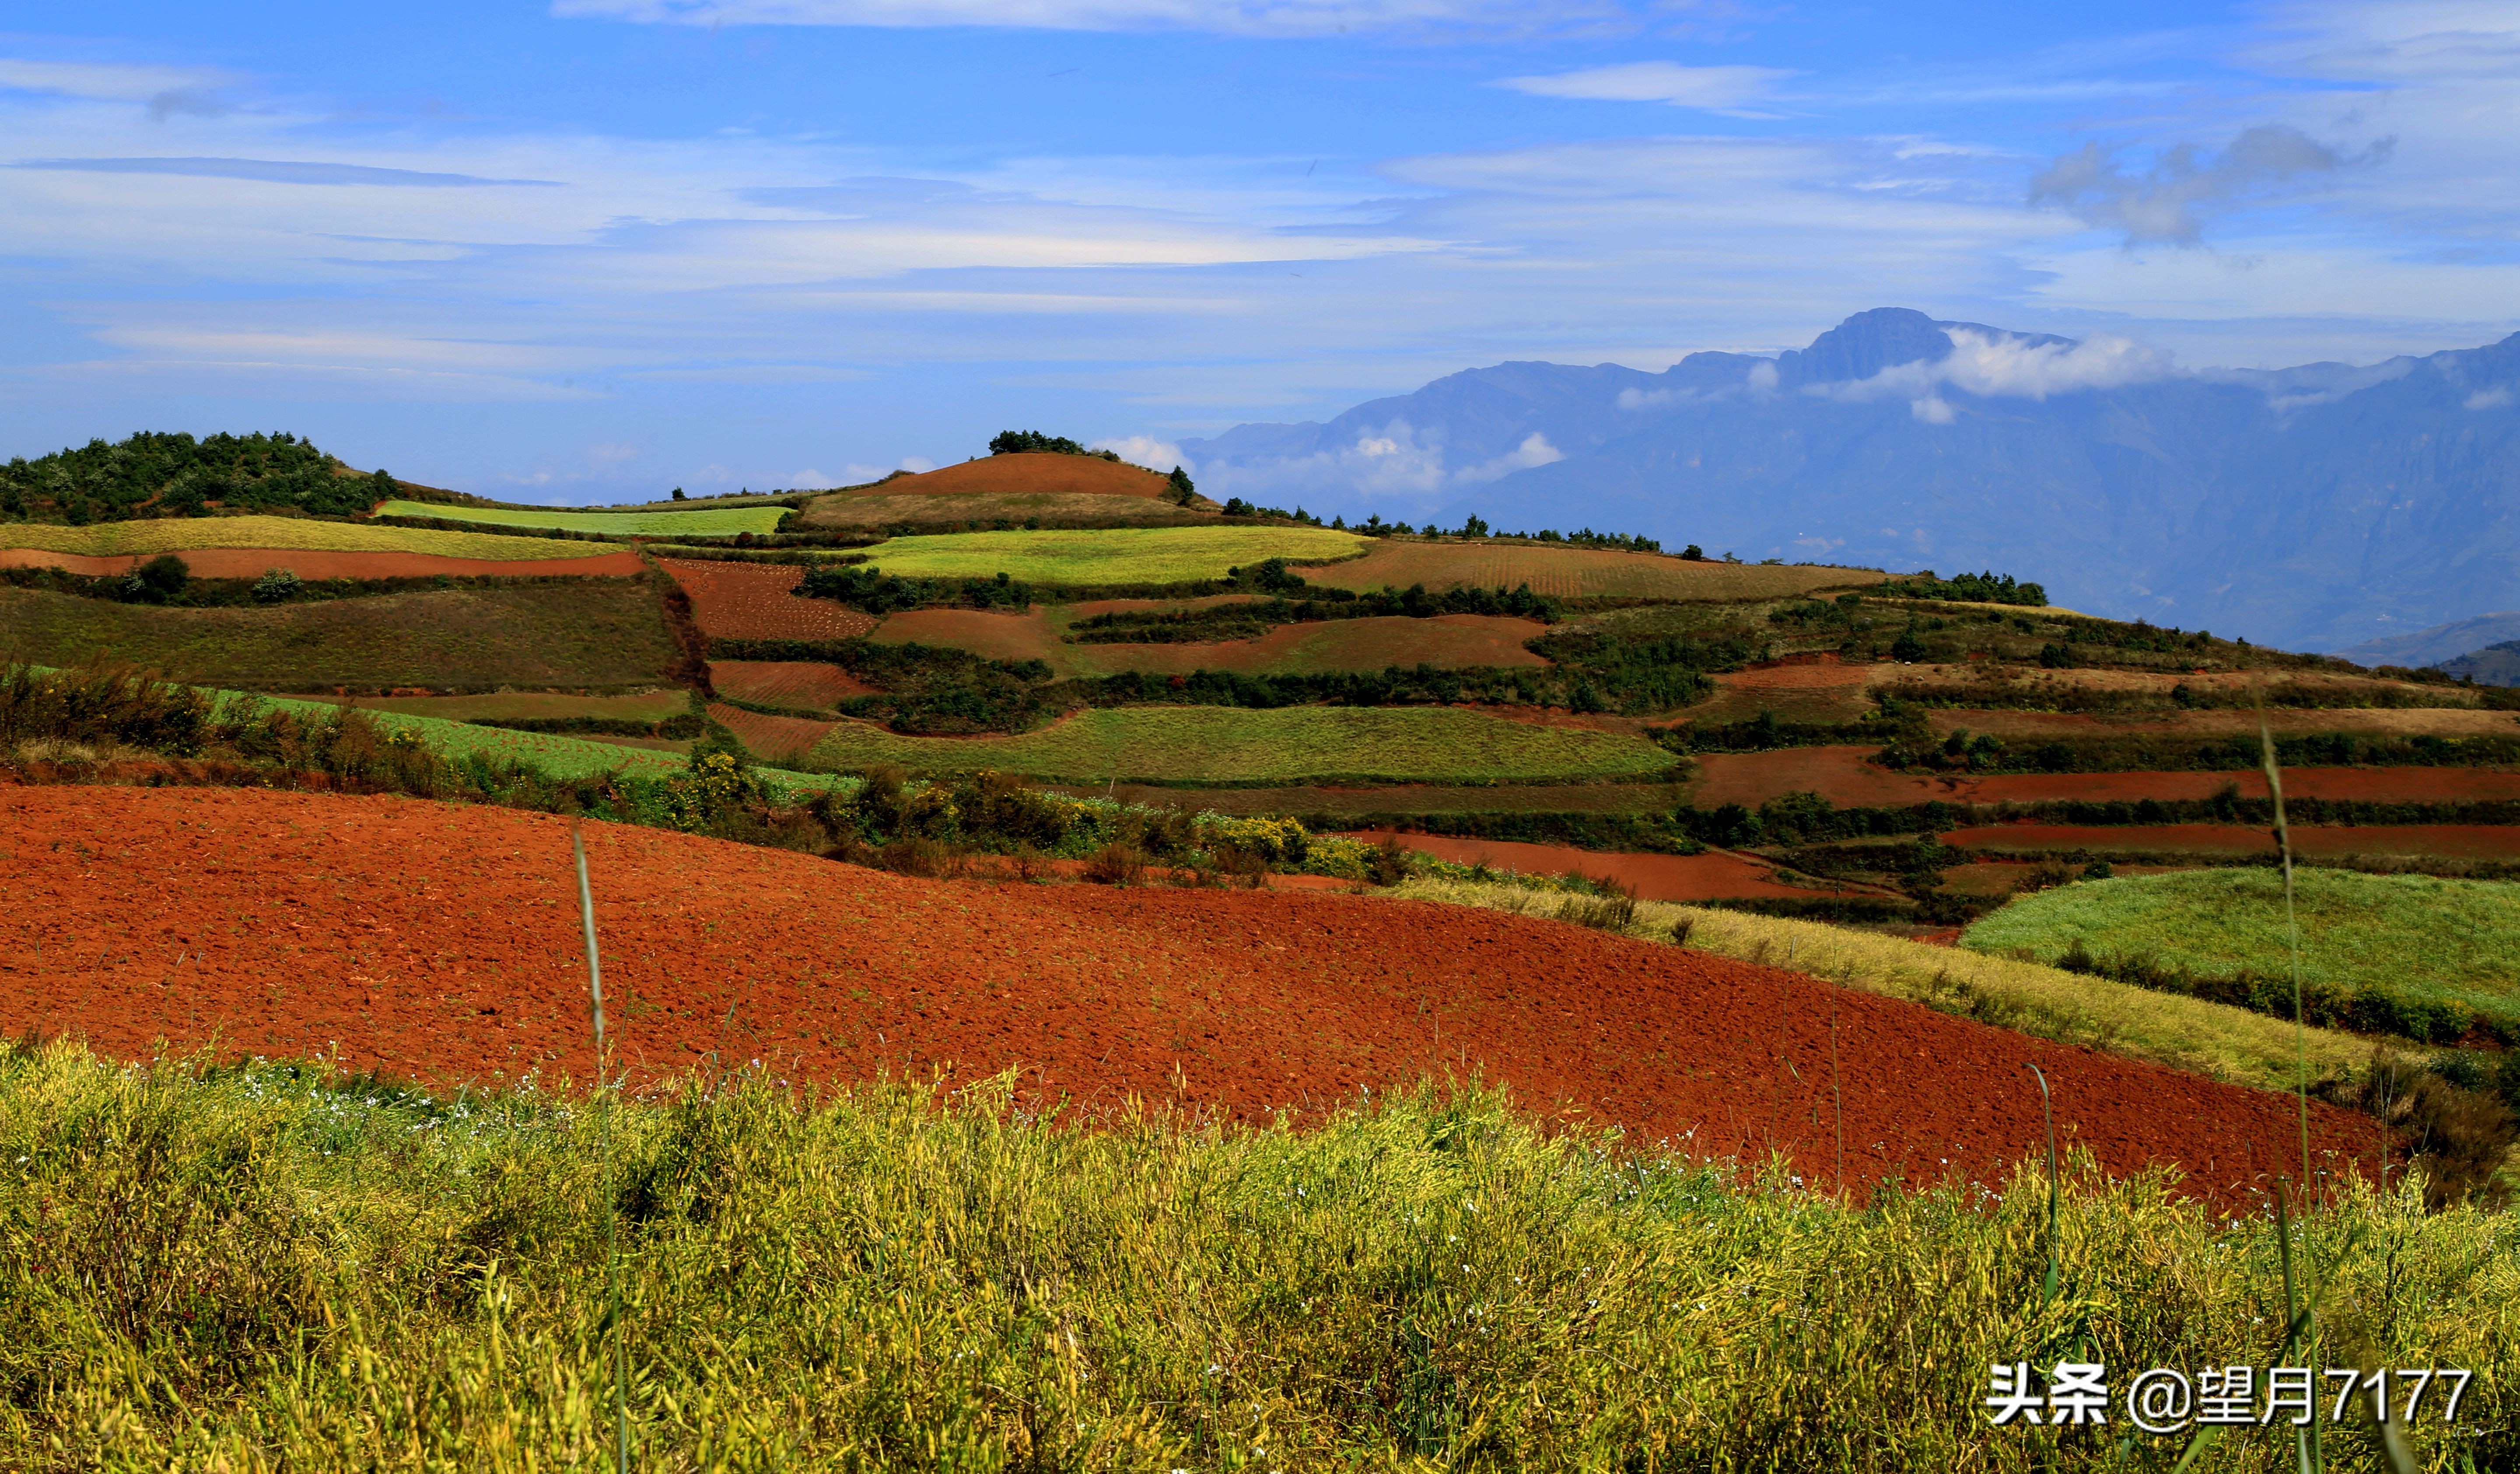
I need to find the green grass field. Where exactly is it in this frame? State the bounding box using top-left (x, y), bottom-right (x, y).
top-left (860, 525), bottom-right (1366, 585)
top-left (0, 515), bottom-right (628, 561)
top-left (803, 704), bottom-right (1676, 785)
top-left (317, 690), bottom-right (691, 723)
top-left (377, 499), bottom-right (788, 536)
top-left (229, 691), bottom-right (831, 791)
top-left (0, 581), bottom-right (682, 692)
top-left (5, 1043), bottom-right (2509, 1469)
top-left (1963, 869), bottom-right (2520, 1017)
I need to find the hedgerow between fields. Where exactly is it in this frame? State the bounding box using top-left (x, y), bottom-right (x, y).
top-left (1, 1043), bottom-right (2511, 1470)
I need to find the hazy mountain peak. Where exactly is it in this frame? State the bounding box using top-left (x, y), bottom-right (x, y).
top-left (1178, 309), bottom-right (2520, 650)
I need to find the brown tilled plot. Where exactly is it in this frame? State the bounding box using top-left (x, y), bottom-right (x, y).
top-left (659, 558), bottom-right (876, 641)
top-left (5, 784), bottom-right (2374, 1208)
top-left (709, 660), bottom-right (876, 710)
top-left (1304, 542), bottom-right (1886, 601)
top-left (1344, 830), bottom-right (1893, 902)
top-left (1691, 745), bottom-right (2520, 809)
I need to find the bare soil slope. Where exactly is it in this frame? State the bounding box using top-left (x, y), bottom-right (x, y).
top-left (4, 784), bottom-right (2373, 1208)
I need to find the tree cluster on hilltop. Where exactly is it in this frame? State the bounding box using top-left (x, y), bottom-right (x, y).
top-left (987, 429), bottom-right (1123, 462)
top-left (0, 431), bottom-right (391, 524)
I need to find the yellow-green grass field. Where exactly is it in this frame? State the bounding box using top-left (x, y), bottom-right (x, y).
top-left (1394, 875), bottom-right (2385, 1093)
top-left (804, 704), bottom-right (1676, 785)
top-left (376, 498), bottom-right (789, 536)
top-left (1305, 540), bottom-right (1889, 600)
top-left (1964, 869), bottom-right (2520, 1018)
top-left (7, 1043), bottom-right (2511, 1469)
top-left (0, 515), bottom-right (630, 561)
top-left (0, 582), bottom-right (681, 693)
top-left (859, 525), bottom-right (1366, 585)
top-left (233, 690), bottom-right (831, 791)
top-left (312, 690), bottom-right (692, 723)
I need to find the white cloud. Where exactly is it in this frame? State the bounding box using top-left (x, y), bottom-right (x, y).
top-left (1938, 328), bottom-right (2175, 396)
top-left (1815, 327), bottom-right (2177, 415)
top-left (1454, 431), bottom-right (1563, 482)
top-left (1090, 434), bottom-right (1188, 473)
top-left (1494, 62), bottom-right (1796, 112)
top-left (2469, 386), bottom-right (2515, 410)
top-left (553, 0), bottom-right (1605, 37)
top-left (0, 58), bottom-right (237, 102)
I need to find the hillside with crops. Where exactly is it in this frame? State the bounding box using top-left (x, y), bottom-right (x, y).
top-left (6, 428), bottom-right (2517, 1467)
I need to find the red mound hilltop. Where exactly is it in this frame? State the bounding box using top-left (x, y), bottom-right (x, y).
top-left (4, 784), bottom-right (2372, 1208)
top-left (881, 453), bottom-right (1173, 499)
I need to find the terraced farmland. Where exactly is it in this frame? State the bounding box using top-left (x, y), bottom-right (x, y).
top-left (859, 525), bottom-right (1366, 585)
top-left (801, 704), bottom-right (1676, 785)
top-left (378, 499), bottom-right (788, 536)
top-left (1303, 540), bottom-right (1887, 600)
top-left (0, 515), bottom-right (634, 564)
top-left (0, 581), bottom-right (682, 692)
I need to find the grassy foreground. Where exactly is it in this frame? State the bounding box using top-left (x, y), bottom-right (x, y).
top-left (1392, 877), bottom-right (2380, 1093)
top-left (1965, 870), bottom-right (2520, 1014)
top-left (804, 705), bottom-right (1677, 786)
top-left (0, 515), bottom-right (628, 561)
top-left (2, 1042), bottom-right (2510, 1471)
top-left (377, 499), bottom-right (789, 536)
top-left (861, 525), bottom-right (1366, 584)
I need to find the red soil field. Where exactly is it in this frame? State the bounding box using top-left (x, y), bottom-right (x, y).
top-left (1943, 823), bottom-right (2520, 859)
top-left (706, 703), bottom-right (837, 763)
top-left (0, 547), bottom-right (647, 579)
top-left (1715, 653), bottom-right (1876, 690)
top-left (1345, 830), bottom-right (1885, 902)
top-left (660, 558), bottom-right (877, 642)
top-left (4, 784), bottom-right (2375, 1208)
top-left (869, 454), bottom-right (1172, 499)
top-left (871, 607), bottom-right (1056, 662)
top-left (709, 660), bottom-right (876, 709)
top-left (1692, 746), bottom-right (2520, 809)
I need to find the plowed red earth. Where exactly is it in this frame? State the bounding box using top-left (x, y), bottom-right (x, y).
top-left (5, 784), bottom-right (2373, 1208)
top-left (710, 660), bottom-right (875, 709)
top-left (1347, 830), bottom-right (1887, 902)
top-left (0, 548), bottom-right (646, 579)
top-left (1944, 823), bottom-right (2520, 858)
top-left (875, 453), bottom-right (1172, 499)
top-left (1693, 746), bottom-right (2520, 809)
top-left (661, 558), bottom-right (876, 641)
top-left (705, 703), bottom-right (836, 762)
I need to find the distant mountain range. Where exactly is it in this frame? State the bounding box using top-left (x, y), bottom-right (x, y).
top-left (1179, 308), bottom-right (2520, 654)
top-left (2332, 612), bottom-right (2520, 670)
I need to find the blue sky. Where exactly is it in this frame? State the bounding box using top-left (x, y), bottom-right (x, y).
top-left (3, 0), bottom-right (2515, 500)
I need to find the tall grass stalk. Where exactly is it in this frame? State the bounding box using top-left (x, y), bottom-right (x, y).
top-left (573, 820), bottom-right (630, 1474)
top-left (2258, 699), bottom-right (2326, 1474)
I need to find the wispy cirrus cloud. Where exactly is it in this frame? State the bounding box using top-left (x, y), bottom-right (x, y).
top-left (551, 0), bottom-right (1620, 37)
top-left (14, 157), bottom-right (565, 188)
top-left (1493, 61), bottom-right (1797, 112)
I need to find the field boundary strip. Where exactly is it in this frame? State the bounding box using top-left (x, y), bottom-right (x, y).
top-left (1, 515), bottom-right (630, 562)
top-left (377, 498), bottom-right (789, 536)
